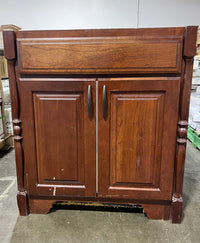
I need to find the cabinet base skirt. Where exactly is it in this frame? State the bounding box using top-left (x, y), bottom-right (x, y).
top-left (16, 196), bottom-right (179, 222)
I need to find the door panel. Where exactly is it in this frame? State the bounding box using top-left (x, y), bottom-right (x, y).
top-left (20, 79), bottom-right (96, 197)
top-left (98, 78), bottom-right (180, 200)
top-left (33, 93), bottom-right (84, 185)
top-left (110, 92), bottom-right (164, 187)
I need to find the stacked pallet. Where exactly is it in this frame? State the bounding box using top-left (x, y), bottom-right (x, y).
top-left (188, 126), bottom-right (200, 150)
top-left (187, 29), bottom-right (200, 148)
top-left (0, 61), bottom-right (13, 149)
top-left (188, 88), bottom-right (200, 149)
top-left (0, 25), bottom-right (21, 150)
top-left (0, 99), bottom-right (4, 138)
top-left (189, 90), bottom-right (200, 132)
top-left (1, 78), bottom-right (13, 134)
top-left (196, 30), bottom-right (200, 59)
top-left (192, 29), bottom-right (200, 90)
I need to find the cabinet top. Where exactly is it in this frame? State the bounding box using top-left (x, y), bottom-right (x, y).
top-left (16, 27), bottom-right (187, 38)
top-left (15, 27), bottom-right (189, 39)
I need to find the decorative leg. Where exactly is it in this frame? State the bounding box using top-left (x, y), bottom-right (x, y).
top-left (172, 195), bottom-right (183, 224)
top-left (17, 192), bottom-right (29, 216)
top-left (13, 119), bottom-right (29, 215)
top-left (172, 26), bottom-right (197, 223)
top-left (172, 121), bottom-right (188, 223)
top-left (3, 31), bottom-right (29, 215)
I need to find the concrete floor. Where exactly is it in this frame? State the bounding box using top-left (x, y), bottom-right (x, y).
top-left (0, 142), bottom-right (200, 243)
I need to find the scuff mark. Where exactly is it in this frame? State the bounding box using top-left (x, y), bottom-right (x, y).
top-left (137, 157), bottom-right (140, 167)
top-left (53, 186), bottom-right (56, 196)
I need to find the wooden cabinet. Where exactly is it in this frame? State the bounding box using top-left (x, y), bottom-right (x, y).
top-left (3, 27), bottom-right (197, 223)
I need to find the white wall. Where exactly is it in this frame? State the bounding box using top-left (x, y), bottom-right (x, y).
top-left (139, 0), bottom-right (200, 27)
top-left (0, 0), bottom-right (199, 30)
top-left (0, 0), bottom-right (138, 30)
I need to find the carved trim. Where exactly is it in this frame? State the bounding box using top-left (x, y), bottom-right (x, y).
top-left (3, 31), bottom-right (28, 214)
top-left (172, 27), bottom-right (198, 224)
top-left (177, 120), bottom-right (188, 144)
top-left (13, 119), bottom-right (22, 141)
top-left (173, 119), bottom-right (188, 200)
top-left (13, 118), bottom-right (24, 192)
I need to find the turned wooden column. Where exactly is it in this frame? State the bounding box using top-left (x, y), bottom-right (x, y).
top-left (172, 26), bottom-right (198, 223)
top-left (3, 30), bottom-right (29, 215)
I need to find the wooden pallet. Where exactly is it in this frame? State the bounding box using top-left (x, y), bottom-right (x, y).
top-left (0, 55), bottom-right (13, 149)
top-left (187, 126), bottom-right (200, 150)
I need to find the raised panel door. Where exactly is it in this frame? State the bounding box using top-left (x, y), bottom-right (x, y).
top-left (20, 79), bottom-right (96, 197)
top-left (33, 93), bottom-right (84, 185)
top-left (98, 78), bottom-right (180, 200)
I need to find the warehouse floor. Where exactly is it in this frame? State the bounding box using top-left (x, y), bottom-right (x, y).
top-left (0, 142), bottom-right (200, 243)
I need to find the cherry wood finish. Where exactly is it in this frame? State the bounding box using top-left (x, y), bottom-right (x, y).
top-left (3, 26), bottom-right (197, 223)
top-left (20, 79), bottom-right (96, 197)
top-left (98, 78), bottom-right (180, 200)
top-left (17, 36), bottom-right (182, 74)
top-left (16, 27), bottom-right (185, 38)
top-left (3, 30), bottom-right (29, 215)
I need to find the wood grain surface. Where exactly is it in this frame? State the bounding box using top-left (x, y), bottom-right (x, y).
top-left (17, 36), bottom-right (182, 74)
top-left (20, 79), bottom-right (96, 197)
top-left (98, 78), bottom-right (180, 200)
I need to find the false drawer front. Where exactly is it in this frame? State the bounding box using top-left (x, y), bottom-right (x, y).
top-left (17, 36), bottom-right (183, 74)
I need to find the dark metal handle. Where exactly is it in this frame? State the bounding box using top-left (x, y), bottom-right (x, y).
top-left (103, 85), bottom-right (106, 119)
top-left (88, 85), bottom-right (91, 118)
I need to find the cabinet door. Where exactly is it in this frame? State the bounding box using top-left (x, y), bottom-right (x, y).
top-left (20, 79), bottom-right (96, 197)
top-left (98, 78), bottom-right (180, 200)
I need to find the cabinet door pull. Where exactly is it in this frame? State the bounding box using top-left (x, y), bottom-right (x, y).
top-left (103, 85), bottom-right (106, 119)
top-left (88, 85), bottom-right (92, 118)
